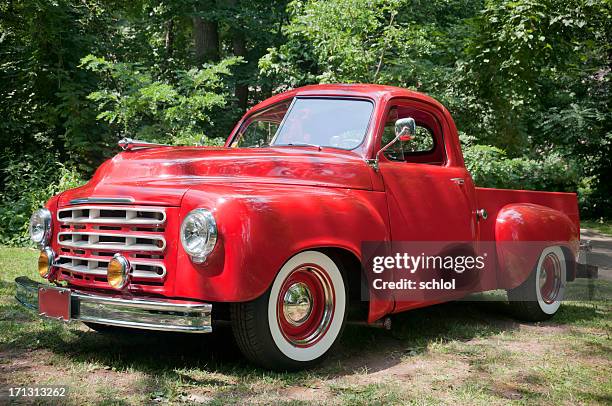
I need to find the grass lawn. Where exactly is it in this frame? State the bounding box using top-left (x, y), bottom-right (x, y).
top-left (1, 247), bottom-right (611, 405)
top-left (581, 219), bottom-right (612, 236)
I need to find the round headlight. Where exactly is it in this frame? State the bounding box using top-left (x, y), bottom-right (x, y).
top-left (180, 208), bottom-right (218, 263)
top-left (107, 254), bottom-right (131, 290)
top-left (29, 208), bottom-right (52, 246)
top-left (38, 247), bottom-right (56, 279)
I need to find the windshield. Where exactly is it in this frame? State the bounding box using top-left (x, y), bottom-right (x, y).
top-left (231, 98), bottom-right (373, 150)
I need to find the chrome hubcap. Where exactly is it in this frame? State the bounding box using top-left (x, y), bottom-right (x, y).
top-left (282, 282), bottom-right (313, 326)
top-left (539, 252), bottom-right (562, 304)
top-left (277, 265), bottom-right (335, 347)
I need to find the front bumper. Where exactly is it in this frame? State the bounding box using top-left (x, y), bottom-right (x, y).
top-left (15, 276), bottom-right (212, 333)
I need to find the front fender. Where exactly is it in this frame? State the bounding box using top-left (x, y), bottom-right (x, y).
top-left (173, 184), bottom-right (389, 302)
top-left (495, 203), bottom-right (579, 289)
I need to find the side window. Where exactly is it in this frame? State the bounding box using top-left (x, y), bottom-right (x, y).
top-left (232, 100), bottom-right (292, 147)
top-left (382, 105), bottom-right (442, 164)
top-left (405, 126), bottom-right (434, 153)
top-left (241, 121), bottom-right (280, 147)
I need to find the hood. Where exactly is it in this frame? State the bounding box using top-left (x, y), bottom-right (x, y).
top-left (59, 146), bottom-right (372, 207)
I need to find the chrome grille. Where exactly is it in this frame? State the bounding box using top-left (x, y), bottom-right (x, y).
top-left (57, 206), bottom-right (165, 225)
top-left (56, 206), bottom-right (167, 284)
top-left (57, 231), bottom-right (165, 251)
top-left (56, 255), bottom-right (166, 279)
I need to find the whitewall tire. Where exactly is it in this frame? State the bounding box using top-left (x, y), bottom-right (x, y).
top-left (231, 250), bottom-right (347, 370)
top-left (507, 245), bottom-right (567, 321)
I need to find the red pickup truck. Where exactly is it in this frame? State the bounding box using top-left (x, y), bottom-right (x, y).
top-left (17, 84), bottom-right (585, 370)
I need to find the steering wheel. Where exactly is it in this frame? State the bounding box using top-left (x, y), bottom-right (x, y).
top-left (331, 130), bottom-right (362, 149)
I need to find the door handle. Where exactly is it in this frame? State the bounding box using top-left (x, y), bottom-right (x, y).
top-left (450, 177), bottom-right (465, 185)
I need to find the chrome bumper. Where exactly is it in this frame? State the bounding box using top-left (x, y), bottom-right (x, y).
top-left (15, 276), bottom-right (212, 333)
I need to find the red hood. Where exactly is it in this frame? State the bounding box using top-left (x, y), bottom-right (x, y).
top-left (59, 146), bottom-right (372, 207)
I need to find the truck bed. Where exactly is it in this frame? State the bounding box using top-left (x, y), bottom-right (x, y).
top-left (475, 187), bottom-right (580, 242)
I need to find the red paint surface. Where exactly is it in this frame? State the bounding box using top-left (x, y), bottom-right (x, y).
top-left (38, 286), bottom-right (71, 321)
top-left (42, 84), bottom-right (579, 323)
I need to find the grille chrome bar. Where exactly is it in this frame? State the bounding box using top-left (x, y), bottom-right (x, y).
top-left (69, 197), bottom-right (135, 205)
top-left (58, 206), bottom-right (166, 225)
top-left (58, 232), bottom-right (166, 252)
top-left (57, 255), bottom-right (166, 280)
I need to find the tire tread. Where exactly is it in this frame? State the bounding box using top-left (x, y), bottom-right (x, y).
top-left (230, 301), bottom-right (270, 367)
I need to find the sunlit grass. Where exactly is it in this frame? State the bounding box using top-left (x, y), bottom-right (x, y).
top-left (582, 219), bottom-right (612, 236)
top-left (1, 247), bottom-right (610, 404)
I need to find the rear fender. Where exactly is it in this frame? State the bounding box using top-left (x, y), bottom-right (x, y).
top-left (495, 203), bottom-right (579, 289)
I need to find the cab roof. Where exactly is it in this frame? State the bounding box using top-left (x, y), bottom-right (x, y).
top-left (248, 84), bottom-right (446, 115)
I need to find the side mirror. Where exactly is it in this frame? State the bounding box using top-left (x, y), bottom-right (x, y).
top-left (378, 117), bottom-right (416, 156)
top-left (367, 117), bottom-right (417, 171)
top-left (395, 117), bottom-right (416, 141)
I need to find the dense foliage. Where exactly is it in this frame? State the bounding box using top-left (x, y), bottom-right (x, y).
top-left (1, 0), bottom-right (610, 244)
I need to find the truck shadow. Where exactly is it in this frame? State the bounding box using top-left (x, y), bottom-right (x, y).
top-left (10, 298), bottom-right (603, 387)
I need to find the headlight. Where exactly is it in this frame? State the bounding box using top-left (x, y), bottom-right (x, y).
top-left (107, 254), bottom-right (131, 290)
top-left (38, 247), bottom-right (56, 279)
top-left (180, 208), bottom-right (218, 263)
top-left (29, 208), bottom-right (52, 246)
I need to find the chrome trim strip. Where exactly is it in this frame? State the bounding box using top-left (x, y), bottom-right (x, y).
top-left (57, 206), bottom-right (166, 225)
top-left (15, 276), bottom-right (39, 311)
top-left (118, 137), bottom-right (169, 151)
top-left (57, 231), bottom-right (166, 252)
top-left (70, 197), bottom-right (135, 205)
top-left (14, 276), bottom-right (212, 333)
top-left (57, 255), bottom-right (166, 280)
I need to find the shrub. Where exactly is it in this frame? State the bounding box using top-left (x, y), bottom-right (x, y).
top-left (462, 143), bottom-right (581, 193)
top-left (81, 55), bottom-right (241, 145)
top-left (0, 152), bottom-right (84, 246)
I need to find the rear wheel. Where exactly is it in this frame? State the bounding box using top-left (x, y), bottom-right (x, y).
top-left (507, 246), bottom-right (567, 321)
top-left (231, 250), bottom-right (347, 370)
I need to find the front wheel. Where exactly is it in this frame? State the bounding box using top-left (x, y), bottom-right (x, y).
top-left (231, 250), bottom-right (347, 370)
top-left (507, 246), bottom-right (567, 321)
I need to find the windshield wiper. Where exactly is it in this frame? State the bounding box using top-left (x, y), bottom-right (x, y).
top-left (278, 143), bottom-right (323, 151)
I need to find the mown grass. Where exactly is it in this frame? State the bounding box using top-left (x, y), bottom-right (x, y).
top-left (1, 247), bottom-right (610, 405)
top-left (582, 219), bottom-right (612, 236)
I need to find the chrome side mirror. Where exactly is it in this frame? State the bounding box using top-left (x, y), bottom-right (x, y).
top-left (394, 117), bottom-right (416, 141)
top-left (378, 117), bottom-right (416, 157)
top-left (367, 117), bottom-right (417, 171)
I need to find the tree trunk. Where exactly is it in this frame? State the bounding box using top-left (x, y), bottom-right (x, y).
top-left (228, 0), bottom-right (248, 110)
top-left (193, 16), bottom-right (219, 64)
top-left (233, 33), bottom-right (248, 110)
top-left (165, 19), bottom-right (174, 58)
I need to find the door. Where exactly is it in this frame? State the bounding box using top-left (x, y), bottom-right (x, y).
top-left (376, 100), bottom-right (479, 309)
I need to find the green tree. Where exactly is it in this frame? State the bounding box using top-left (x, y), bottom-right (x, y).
top-left (82, 55), bottom-right (240, 145)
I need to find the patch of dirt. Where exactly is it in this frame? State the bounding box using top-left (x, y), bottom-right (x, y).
top-left (343, 354), bottom-right (470, 388)
top-left (0, 348), bottom-right (145, 400)
top-left (281, 386), bottom-right (329, 402)
top-left (490, 382), bottom-right (525, 400)
top-left (271, 320), bottom-right (583, 404)
top-left (179, 393), bottom-right (215, 403)
top-left (467, 324), bottom-right (569, 356)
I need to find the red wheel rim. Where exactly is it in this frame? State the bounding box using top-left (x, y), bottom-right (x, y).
top-left (539, 252), bottom-right (562, 304)
top-left (276, 264), bottom-right (335, 348)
